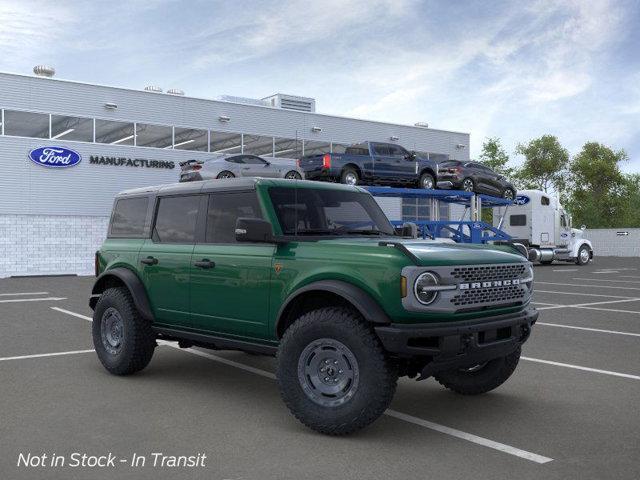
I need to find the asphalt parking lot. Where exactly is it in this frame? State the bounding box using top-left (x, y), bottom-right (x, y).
top-left (1, 257), bottom-right (639, 480)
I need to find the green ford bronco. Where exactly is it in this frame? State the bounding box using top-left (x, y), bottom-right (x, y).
top-left (90, 178), bottom-right (537, 435)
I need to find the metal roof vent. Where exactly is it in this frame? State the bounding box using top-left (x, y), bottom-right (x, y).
top-left (167, 88), bottom-right (185, 96)
top-left (144, 85), bottom-right (163, 93)
top-left (33, 65), bottom-right (55, 77)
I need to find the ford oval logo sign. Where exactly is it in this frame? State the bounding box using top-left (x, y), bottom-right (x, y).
top-left (28, 146), bottom-right (82, 168)
top-left (514, 195), bottom-right (530, 205)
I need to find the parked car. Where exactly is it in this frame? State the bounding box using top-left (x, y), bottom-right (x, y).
top-left (298, 141), bottom-right (439, 189)
top-left (179, 154), bottom-right (304, 182)
top-left (436, 160), bottom-right (516, 199)
top-left (90, 177), bottom-right (537, 435)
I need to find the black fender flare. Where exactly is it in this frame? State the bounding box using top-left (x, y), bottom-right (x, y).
top-left (275, 280), bottom-right (391, 337)
top-left (89, 268), bottom-right (154, 321)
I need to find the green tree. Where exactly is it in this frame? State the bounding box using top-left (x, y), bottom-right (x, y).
top-left (566, 142), bottom-right (628, 228)
top-left (619, 174), bottom-right (640, 227)
top-left (515, 135), bottom-right (569, 193)
top-left (479, 137), bottom-right (514, 177)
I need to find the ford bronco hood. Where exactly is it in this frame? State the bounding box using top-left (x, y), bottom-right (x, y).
top-left (316, 238), bottom-right (525, 266)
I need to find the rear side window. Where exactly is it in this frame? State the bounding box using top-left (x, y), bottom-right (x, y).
top-left (205, 192), bottom-right (262, 243)
top-left (372, 144), bottom-right (390, 156)
top-left (153, 195), bottom-right (200, 243)
top-left (110, 197), bottom-right (149, 237)
top-left (510, 214), bottom-right (527, 226)
top-left (345, 146), bottom-right (369, 156)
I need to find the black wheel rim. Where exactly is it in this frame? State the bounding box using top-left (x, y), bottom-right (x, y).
top-left (463, 179), bottom-right (473, 191)
top-left (101, 307), bottom-right (124, 355)
top-left (297, 338), bottom-right (360, 407)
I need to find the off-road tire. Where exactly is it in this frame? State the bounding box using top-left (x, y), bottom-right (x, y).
top-left (419, 172), bottom-right (435, 190)
top-left (92, 287), bottom-right (155, 376)
top-left (276, 307), bottom-right (397, 435)
top-left (434, 347), bottom-right (521, 395)
top-left (340, 168), bottom-right (359, 186)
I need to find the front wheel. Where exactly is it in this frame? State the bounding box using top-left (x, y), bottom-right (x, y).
top-left (92, 287), bottom-right (156, 375)
top-left (576, 245), bottom-right (591, 265)
top-left (419, 172), bottom-right (435, 189)
top-left (434, 347), bottom-right (521, 395)
top-left (276, 308), bottom-right (397, 435)
top-left (217, 171), bottom-right (235, 179)
top-left (284, 170), bottom-right (302, 180)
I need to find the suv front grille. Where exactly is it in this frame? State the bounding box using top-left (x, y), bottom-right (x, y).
top-left (451, 284), bottom-right (525, 307)
top-left (451, 264), bottom-right (526, 283)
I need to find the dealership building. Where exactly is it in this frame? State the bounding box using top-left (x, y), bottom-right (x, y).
top-left (0, 68), bottom-right (470, 277)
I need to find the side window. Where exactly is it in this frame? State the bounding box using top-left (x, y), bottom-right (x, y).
top-left (243, 156), bottom-right (267, 165)
top-left (510, 214), bottom-right (527, 226)
top-left (372, 144), bottom-right (390, 156)
top-left (541, 196), bottom-right (550, 206)
top-left (226, 156), bottom-right (244, 164)
top-left (387, 145), bottom-right (403, 157)
top-left (205, 192), bottom-right (262, 243)
top-left (560, 215), bottom-right (567, 228)
top-left (153, 195), bottom-right (200, 244)
top-left (110, 197), bottom-right (149, 237)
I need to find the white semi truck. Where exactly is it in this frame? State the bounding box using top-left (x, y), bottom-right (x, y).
top-left (493, 189), bottom-right (593, 265)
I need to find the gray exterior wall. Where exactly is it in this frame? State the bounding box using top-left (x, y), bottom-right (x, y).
top-left (583, 229), bottom-right (640, 257)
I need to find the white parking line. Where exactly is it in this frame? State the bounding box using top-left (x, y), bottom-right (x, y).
top-left (0, 292), bottom-right (49, 296)
top-left (0, 349), bottom-right (94, 362)
top-left (573, 278), bottom-right (640, 284)
top-left (552, 269), bottom-right (578, 272)
top-left (537, 322), bottom-right (640, 338)
top-left (535, 289), bottom-right (639, 299)
top-left (164, 343), bottom-right (553, 464)
top-left (536, 281), bottom-right (640, 291)
top-left (573, 306), bottom-right (640, 315)
top-left (535, 298), bottom-right (640, 311)
top-left (0, 297), bottom-right (67, 304)
top-left (522, 357), bottom-right (640, 381)
top-left (51, 307), bottom-right (93, 321)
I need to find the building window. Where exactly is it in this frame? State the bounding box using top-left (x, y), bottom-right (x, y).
top-left (243, 135), bottom-right (275, 156)
top-left (95, 119), bottom-right (135, 145)
top-left (135, 123), bottom-right (173, 148)
top-left (273, 137), bottom-right (302, 158)
top-left (3, 110), bottom-right (49, 139)
top-left (172, 127), bottom-right (208, 151)
top-left (210, 131), bottom-right (242, 154)
top-left (303, 140), bottom-right (330, 156)
top-left (50, 114), bottom-right (94, 142)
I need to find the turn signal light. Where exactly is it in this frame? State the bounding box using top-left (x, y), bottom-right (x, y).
top-left (322, 153), bottom-right (331, 169)
top-left (400, 276), bottom-right (407, 298)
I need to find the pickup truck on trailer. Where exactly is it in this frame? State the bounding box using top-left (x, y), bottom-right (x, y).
top-left (90, 178), bottom-right (537, 435)
top-left (298, 141), bottom-right (439, 189)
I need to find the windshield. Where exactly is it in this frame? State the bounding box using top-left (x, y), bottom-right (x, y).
top-left (268, 187), bottom-right (396, 236)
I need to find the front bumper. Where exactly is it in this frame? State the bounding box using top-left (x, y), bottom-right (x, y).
top-left (375, 307), bottom-right (538, 377)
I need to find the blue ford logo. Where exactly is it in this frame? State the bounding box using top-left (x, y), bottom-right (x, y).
top-left (28, 146), bottom-right (82, 168)
top-left (514, 195), bottom-right (530, 205)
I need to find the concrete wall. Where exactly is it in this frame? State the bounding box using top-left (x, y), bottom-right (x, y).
top-left (583, 228), bottom-right (640, 257)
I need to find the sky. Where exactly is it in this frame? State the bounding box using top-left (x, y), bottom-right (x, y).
top-left (1, 0), bottom-right (639, 171)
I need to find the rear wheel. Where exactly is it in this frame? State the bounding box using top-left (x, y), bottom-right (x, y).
top-left (285, 170), bottom-right (302, 180)
top-left (576, 245), bottom-right (591, 265)
top-left (276, 307), bottom-right (397, 435)
top-left (419, 172), bottom-right (435, 189)
top-left (340, 168), bottom-right (359, 186)
top-left (92, 287), bottom-right (155, 375)
top-left (462, 178), bottom-right (475, 192)
top-left (217, 171), bottom-right (235, 179)
top-left (434, 347), bottom-right (521, 395)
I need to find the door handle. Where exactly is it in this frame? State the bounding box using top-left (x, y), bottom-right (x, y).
top-left (140, 256), bottom-right (158, 265)
top-left (194, 259), bottom-right (215, 269)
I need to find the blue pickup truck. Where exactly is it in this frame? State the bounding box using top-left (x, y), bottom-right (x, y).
top-left (298, 142), bottom-right (439, 189)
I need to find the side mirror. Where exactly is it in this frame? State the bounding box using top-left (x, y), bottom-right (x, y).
top-left (404, 152), bottom-right (416, 160)
top-left (398, 222), bottom-right (418, 238)
top-left (235, 218), bottom-right (274, 243)
top-left (263, 161), bottom-right (271, 166)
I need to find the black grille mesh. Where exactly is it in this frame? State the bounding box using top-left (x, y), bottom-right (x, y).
top-left (451, 285), bottom-right (525, 307)
top-left (451, 264), bottom-right (526, 283)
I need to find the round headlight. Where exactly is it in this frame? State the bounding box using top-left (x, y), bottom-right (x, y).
top-left (414, 272), bottom-right (440, 305)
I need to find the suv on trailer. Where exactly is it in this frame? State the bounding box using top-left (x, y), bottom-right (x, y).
top-left (90, 178), bottom-right (538, 435)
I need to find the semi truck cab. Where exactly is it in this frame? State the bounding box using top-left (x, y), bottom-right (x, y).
top-left (494, 189), bottom-right (593, 265)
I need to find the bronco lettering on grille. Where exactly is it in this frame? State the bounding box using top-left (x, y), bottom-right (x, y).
top-left (459, 279), bottom-right (520, 290)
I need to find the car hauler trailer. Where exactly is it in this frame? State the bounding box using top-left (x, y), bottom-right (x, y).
top-left (492, 190), bottom-right (593, 265)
